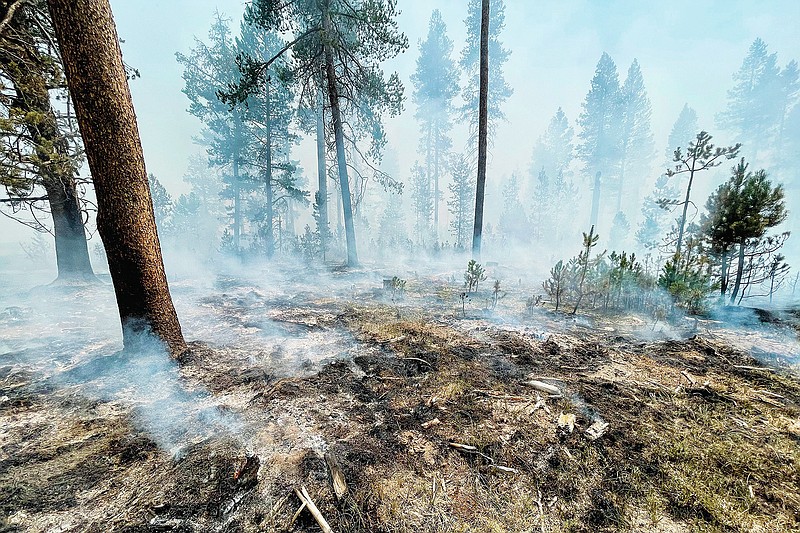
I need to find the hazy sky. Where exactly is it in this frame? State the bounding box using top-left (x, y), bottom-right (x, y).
top-left (2, 0), bottom-right (799, 244)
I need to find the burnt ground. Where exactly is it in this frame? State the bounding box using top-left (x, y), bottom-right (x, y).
top-left (1, 271), bottom-right (800, 532)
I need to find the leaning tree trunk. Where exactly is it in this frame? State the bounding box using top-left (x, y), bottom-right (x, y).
top-left (675, 164), bottom-right (697, 260)
top-left (47, 0), bottom-right (186, 355)
top-left (471, 0), bottom-right (490, 259)
top-left (0, 44), bottom-right (94, 280)
top-left (42, 177), bottom-right (94, 280)
top-left (323, 7), bottom-right (358, 267)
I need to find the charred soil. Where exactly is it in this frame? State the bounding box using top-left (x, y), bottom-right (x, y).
top-left (2, 273), bottom-right (799, 532)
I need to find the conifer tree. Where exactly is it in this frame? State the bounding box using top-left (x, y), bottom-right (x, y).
top-left (177, 15), bottom-right (252, 255)
top-left (410, 162), bottom-right (433, 247)
top-left (716, 38), bottom-right (796, 159)
top-left (448, 154), bottom-right (475, 251)
top-left (636, 104), bottom-right (695, 251)
top-left (0, 0), bottom-right (94, 280)
top-left (412, 9), bottom-right (459, 240)
top-left (222, 0), bottom-right (407, 267)
top-left (577, 53), bottom-right (621, 229)
top-left (529, 107), bottom-right (574, 188)
top-left (616, 59), bottom-right (654, 213)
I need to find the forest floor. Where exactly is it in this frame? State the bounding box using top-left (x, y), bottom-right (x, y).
top-left (1, 264), bottom-right (799, 532)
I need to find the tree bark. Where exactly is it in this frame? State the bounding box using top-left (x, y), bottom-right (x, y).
top-left (730, 239), bottom-right (746, 304)
top-left (47, 0), bottom-right (186, 355)
top-left (323, 5), bottom-right (358, 267)
top-left (42, 177), bottom-right (94, 280)
top-left (471, 0), bottom-right (489, 259)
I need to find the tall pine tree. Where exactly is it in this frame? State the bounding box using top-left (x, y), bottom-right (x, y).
top-left (412, 9), bottom-right (459, 241)
top-left (577, 52), bottom-right (621, 230)
top-left (615, 59), bottom-right (654, 213)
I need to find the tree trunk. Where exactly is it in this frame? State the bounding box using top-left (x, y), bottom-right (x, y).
top-left (433, 123), bottom-right (440, 242)
top-left (0, 43), bottom-right (94, 280)
top-left (42, 178), bottom-right (94, 280)
top-left (47, 0), bottom-right (186, 355)
top-left (471, 0), bottom-right (490, 259)
top-left (719, 249), bottom-right (729, 299)
top-left (323, 6), bottom-right (358, 267)
top-left (233, 120), bottom-right (241, 255)
top-left (730, 239), bottom-right (746, 304)
top-left (590, 171), bottom-right (601, 229)
top-left (264, 78), bottom-right (275, 258)
top-left (675, 166), bottom-right (696, 259)
top-left (316, 85), bottom-right (328, 254)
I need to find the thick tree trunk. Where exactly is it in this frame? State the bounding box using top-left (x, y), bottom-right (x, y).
top-left (47, 0), bottom-right (186, 355)
top-left (42, 178), bottom-right (94, 280)
top-left (323, 6), bottom-right (358, 267)
top-left (471, 0), bottom-right (490, 259)
top-left (264, 79), bottom-right (275, 258)
top-left (730, 239), bottom-right (746, 304)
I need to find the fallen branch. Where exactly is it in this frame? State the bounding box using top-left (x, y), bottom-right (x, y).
top-left (399, 356), bottom-right (433, 367)
top-left (681, 370), bottom-right (696, 385)
top-left (523, 380), bottom-right (562, 396)
top-left (733, 365), bottom-right (775, 372)
top-left (294, 486), bottom-right (332, 533)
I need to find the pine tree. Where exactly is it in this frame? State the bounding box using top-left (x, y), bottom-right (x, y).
top-left (498, 174), bottom-right (530, 243)
top-left (459, 0), bottom-right (512, 143)
top-left (410, 162), bottom-right (433, 247)
top-left (224, 0), bottom-right (407, 267)
top-left (666, 104), bottom-right (698, 163)
top-left (177, 14), bottom-right (254, 255)
top-left (616, 59), bottom-right (654, 213)
top-left (529, 107), bottom-right (574, 188)
top-left (666, 131), bottom-right (740, 261)
top-left (577, 53), bottom-right (622, 229)
top-left (447, 154), bottom-right (475, 250)
top-left (0, 0), bottom-right (94, 280)
top-left (148, 174), bottom-right (173, 234)
top-left (236, 14), bottom-right (305, 258)
top-left (48, 0), bottom-right (186, 354)
top-left (412, 9), bottom-right (459, 240)
top-left (716, 38), bottom-right (785, 158)
top-left (636, 104), bottom-right (695, 252)
top-left (702, 159), bottom-right (787, 302)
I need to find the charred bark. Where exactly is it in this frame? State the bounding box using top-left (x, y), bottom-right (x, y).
top-left (471, 0), bottom-right (489, 259)
top-left (323, 5), bottom-right (358, 267)
top-left (47, 0), bottom-right (186, 355)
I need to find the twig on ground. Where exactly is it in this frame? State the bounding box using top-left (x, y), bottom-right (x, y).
top-left (294, 486), bottom-right (332, 533)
